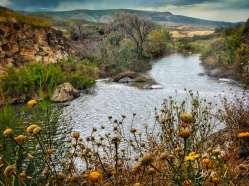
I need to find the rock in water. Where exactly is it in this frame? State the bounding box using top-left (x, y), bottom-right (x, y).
top-left (51, 82), bottom-right (80, 102)
top-left (118, 76), bottom-right (135, 83)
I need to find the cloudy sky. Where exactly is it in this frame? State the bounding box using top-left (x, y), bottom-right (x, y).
top-left (1, 0), bottom-right (249, 22)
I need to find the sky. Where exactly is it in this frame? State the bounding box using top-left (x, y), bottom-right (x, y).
top-left (1, 0), bottom-right (249, 22)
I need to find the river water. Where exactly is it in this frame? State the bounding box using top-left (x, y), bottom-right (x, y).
top-left (57, 53), bottom-right (244, 139)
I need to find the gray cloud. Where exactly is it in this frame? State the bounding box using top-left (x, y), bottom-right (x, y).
top-left (4, 0), bottom-right (249, 21)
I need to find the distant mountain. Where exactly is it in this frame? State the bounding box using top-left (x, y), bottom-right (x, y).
top-left (19, 9), bottom-right (235, 28)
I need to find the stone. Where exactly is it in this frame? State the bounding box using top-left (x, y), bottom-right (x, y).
top-left (143, 84), bottom-right (163, 89)
top-left (198, 73), bottom-right (205, 76)
top-left (0, 20), bottom-right (68, 68)
top-left (207, 68), bottom-right (223, 76)
top-left (118, 76), bottom-right (135, 83)
top-left (51, 82), bottom-right (80, 103)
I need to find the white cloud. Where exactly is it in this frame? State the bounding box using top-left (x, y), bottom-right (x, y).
top-left (0, 0), bottom-right (12, 6)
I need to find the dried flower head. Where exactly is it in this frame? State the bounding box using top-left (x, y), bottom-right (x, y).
top-left (27, 100), bottom-right (37, 107)
top-left (159, 152), bottom-right (168, 160)
top-left (133, 163), bottom-right (141, 172)
top-left (147, 168), bottom-right (156, 175)
top-left (69, 175), bottom-right (79, 183)
top-left (206, 147), bottom-right (213, 153)
top-left (140, 154), bottom-right (152, 166)
top-left (18, 172), bottom-right (26, 180)
top-left (137, 131), bottom-right (142, 135)
top-left (111, 136), bottom-right (120, 144)
top-left (15, 135), bottom-right (26, 143)
top-left (26, 124), bottom-right (39, 135)
top-left (130, 128), bottom-right (137, 133)
top-left (3, 128), bottom-right (13, 137)
top-left (212, 149), bottom-right (221, 156)
top-left (33, 126), bottom-right (42, 135)
top-left (57, 172), bottom-right (66, 182)
top-left (180, 113), bottom-right (193, 124)
top-left (4, 165), bottom-right (15, 177)
top-left (178, 130), bottom-right (191, 139)
top-left (28, 153), bottom-right (33, 159)
top-left (239, 164), bottom-right (247, 171)
top-left (88, 171), bottom-right (102, 184)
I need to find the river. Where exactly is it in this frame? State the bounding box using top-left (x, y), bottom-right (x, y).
top-left (2, 53), bottom-right (246, 176)
top-left (57, 53), bottom-right (244, 139)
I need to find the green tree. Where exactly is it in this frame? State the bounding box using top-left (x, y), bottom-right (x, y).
top-left (114, 12), bottom-right (155, 59)
top-left (147, 26), bottom-right (172, 57)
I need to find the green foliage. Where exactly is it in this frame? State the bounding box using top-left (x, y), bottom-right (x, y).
top-left (0, 63), bottom-right (64, 98)
top-left (147, 26), bottom-right (173, 57)
top-left (200, 23), bottom-right (244, 65)
top-left (0, 6), bottom-right (51, 27)
top-left (243, 18), bottom-right (249, 34)
top-left (0, 58), bottom-right (97, 100)
top-left (65, 73), bottom-right (95, 89)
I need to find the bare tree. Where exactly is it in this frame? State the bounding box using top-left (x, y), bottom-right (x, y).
top-left (114, 12), bottom-right (156, 59)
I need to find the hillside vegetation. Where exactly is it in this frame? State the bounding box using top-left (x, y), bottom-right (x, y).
top-left (200, 19), bottom-right (249, 84)
top-left (0, 6), bottom-right (51, 27)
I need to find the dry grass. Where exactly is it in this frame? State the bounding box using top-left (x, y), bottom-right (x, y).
top-left (170, 30), bottom-right (214, 38)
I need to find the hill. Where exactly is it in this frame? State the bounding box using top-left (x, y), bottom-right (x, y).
top-left (18, 9), bottom-right (235, 29)
top-left (0, 6), bottom-right (51, 27)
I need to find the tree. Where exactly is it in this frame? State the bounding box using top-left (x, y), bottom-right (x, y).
top-left (147, 26), bottom-right (172, 57)
top-left (114, 12), bottom-right (156, 59)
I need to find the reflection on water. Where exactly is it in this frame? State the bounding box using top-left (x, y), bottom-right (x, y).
top-left (59, 53), bottom-right (244, 139)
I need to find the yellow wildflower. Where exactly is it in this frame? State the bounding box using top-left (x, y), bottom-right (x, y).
top-left (27, 100), bottom-right (37, 107)
top-left (73, 131), bottom-right (80, 139)
top-left (185, 156), bottom-right (195, 161)
top-left (203, 158), bottom-right (212, 169)
top-left (88, 171), bottom-right (102, 184)
top-left (184, 152), bottom-right (200, 161)
top-left (3, 128), bottom-right (13, 137)
top-left (238, 132), bottom-right (249, 138)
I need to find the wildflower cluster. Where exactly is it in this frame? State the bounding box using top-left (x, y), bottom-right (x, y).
top-left (0, 90), bottom-right (249, 185)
